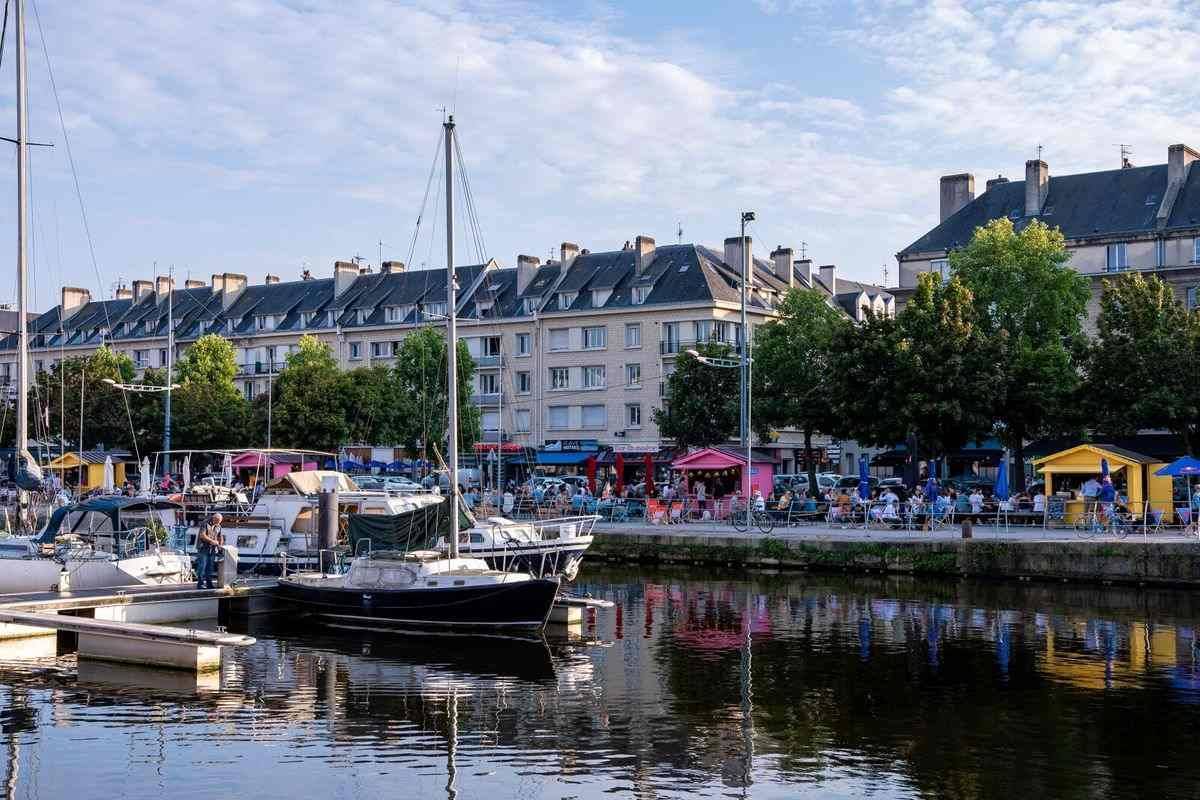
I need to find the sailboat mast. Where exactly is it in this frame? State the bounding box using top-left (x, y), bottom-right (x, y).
top-left (15, 0), bottom-right (29, 455)
top-left (163, 265), bottom-right (173, 478)
top-left (444, 115), bottom-right (459, 560)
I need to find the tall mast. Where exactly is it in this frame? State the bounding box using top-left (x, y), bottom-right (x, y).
top-left (15, 0), bottom-right (29, 455)
top-left (444, 115), bottom-right (459, 560)
top-left (163, 265), bottom-right (173, 477)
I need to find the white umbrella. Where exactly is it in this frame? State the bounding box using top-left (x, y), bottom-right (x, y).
top-left (101, 456), bottom-right (115, 493)
top-left (182, 455), bottom-right (192, 489)
top-left (140, 457), bottom-right (151, 493)
top-left (222, 452), bottom-right (233, 483)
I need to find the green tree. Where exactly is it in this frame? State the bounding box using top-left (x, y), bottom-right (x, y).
top-left (271, 335), bottom-right (350, 452)
top-left (25, 347), bottom-right (142, 453)
top-left (344, 364), bottom-right (406, 445)
top-left (950, 218), bottom-right (1089, 488)
top-left (171, 334), bottom-right (248, 450)
top-left (393, 327), bottom-right (480, 457)
top-left (753, 288), bottom-right (849, 491)
top-left (1086, 273), bottom-right (1200, 452)
top-left (653, 342), bottom-right (740, 450)
top-left (831, 274), bottom-right (998, 469)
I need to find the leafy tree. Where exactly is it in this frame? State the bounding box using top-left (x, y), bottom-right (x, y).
top-left (24, 347), bottom-right (142, 453)
top-left (950, 218), bottom-right (1089, 488)
top-left (1086, 273), bottom-right (1200, 452)
top-left (393, 327), bottom-right (480, 457)
top-left (653, 341), bottom-right (740, 450)
top-left (831, 274), bottom-right (998, 471)
top-left (271, 335), bottom-right (350, 452)
top-left (344, 364), bottom-right (406, 445)
top-left (753, 288), bottom-right (849, 491)
top-left (171, 334), bottom-right (248, 450)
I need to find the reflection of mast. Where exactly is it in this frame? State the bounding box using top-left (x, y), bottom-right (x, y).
top-left (738, 595), bottom-right (755, 794)
top-left (3, 735), bottom-right (16, 800)
top-left (445, 690), bottom-right (458, 800)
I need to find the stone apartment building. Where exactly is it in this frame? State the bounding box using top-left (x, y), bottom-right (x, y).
top-left (1, 234), bottom-right (891, 474)
top-left (895, 142), bottom-right (1200, 322)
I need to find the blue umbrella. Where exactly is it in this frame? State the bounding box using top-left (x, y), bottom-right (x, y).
top-left (1155, 456), bottom-right (1200, 476)
top-left (858, 456), bottom-right (870, 499)
top-left (994, 458), bottom-right (1009, 501)
top-left (924, 476), bottom-right (938, 503)
top-left (1101, 457), bottom-right (1110, 479)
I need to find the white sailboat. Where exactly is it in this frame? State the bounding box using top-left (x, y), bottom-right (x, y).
top-left (0, 0), bottom-right (190, 594)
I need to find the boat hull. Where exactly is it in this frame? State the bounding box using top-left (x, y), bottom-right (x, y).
top-left (273, 576), bottom-right (561, 630)
top-left (451, 541), bottom-right (592, 580)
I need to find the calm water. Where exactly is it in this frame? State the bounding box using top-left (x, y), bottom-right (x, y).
top-left (3, 567), bottom-right (1200, 799)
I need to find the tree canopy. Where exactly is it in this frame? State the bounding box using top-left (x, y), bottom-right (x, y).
top-left (654, 341), bottom-right (741, 450)
top-left (270, 335), bottom-right (350, 452)
top-left (392, 326), bottom-right (480, 457)
top-left (171, 334), bottom-right (248, 450)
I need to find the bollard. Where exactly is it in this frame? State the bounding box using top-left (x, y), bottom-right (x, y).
top-left (218, 544), bottom-right (239, 588)
top-left (961, 518), bottom-right (973, 539)
top-left (318, 476), bottom-right (339, 573)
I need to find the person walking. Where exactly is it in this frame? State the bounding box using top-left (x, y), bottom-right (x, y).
top-left (195, 513), bottom-right (223, 590)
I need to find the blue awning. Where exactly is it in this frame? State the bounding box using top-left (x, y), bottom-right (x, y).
top-left (536, 451), bottom-right (594, 466)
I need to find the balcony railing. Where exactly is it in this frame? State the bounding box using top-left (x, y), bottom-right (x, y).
top-left (471, 392), bottom-right (501, 407)
top-left (238, 361), bottom-right (285, 375)
top-left (660, 338), bottom-right (742, 355)
top-left (475, 354), bottom-right (501, 368)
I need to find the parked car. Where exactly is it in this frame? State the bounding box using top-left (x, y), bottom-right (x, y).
top-left (774, 473), bottom-right (839, 496)
top-left (836, 475), bottom-right (879, 492)
top-left (381, 477), bottom-right (424, 494)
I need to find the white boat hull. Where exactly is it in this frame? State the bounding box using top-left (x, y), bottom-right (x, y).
top-left (0, 551), bottom-right (192, 595)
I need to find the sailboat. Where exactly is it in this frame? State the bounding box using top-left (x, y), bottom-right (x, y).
top-left (274, 116), bottom-right (561, 630)
top-left (0, 0), bottom-right (192, 594)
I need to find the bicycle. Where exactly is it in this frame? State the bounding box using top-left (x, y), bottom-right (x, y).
top-left (731, 501), bottom-right (774, 534)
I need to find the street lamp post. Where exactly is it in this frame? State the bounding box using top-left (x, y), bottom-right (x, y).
top-left (739, 211), bottom-right (755, 504)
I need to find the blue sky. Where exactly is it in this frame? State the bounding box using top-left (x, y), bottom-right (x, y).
top-left (0, 0), bottom-right (1197, 309)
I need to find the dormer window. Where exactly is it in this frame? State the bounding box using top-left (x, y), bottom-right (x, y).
top-left (358, 309), bottom-right (369, 324)
top-left (302, 311), bottom-right (315, 326)
top-left (558, 292), bottom-right (577, 310)
top-left (632, 286), bottom-right (649, 305)
top-left (256, 315), bottom-right (267, 331)
top-left (423, 301), bottom-right (447, 320)
top-left (386, 306), bottom-right (402, 323)
top-left (227, 319), bottom-right (235, 333)
top-left (328, 310), bottom-right (336, 326)
top-left (522, 298), bottom-right (538, 315)
top-left (592, 289), bottom-right (611, 307)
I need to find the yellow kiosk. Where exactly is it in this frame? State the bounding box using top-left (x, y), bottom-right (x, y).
top-left (1032, 443), bottom-right (1173, 522)
top-left (44, 450), bottom-right (130, 492)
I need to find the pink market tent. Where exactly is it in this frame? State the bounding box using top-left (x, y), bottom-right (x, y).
top-left (671, 447), bottom-right (775, 497)
top-left (230, 451), bottom-right (318, 479)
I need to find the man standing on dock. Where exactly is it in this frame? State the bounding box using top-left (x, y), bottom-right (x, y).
top-left (196, 514), bottom-right (223, 590)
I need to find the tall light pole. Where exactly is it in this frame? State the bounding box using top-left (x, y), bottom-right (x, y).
top-left (739, 211), bottom-right (755, 501)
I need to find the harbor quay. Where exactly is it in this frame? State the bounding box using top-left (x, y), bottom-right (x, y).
top-left (590, 521), bottom-right (1200, 587)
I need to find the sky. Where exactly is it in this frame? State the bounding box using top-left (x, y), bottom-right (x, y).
top-left (0, 0), bottom-right (1198, 310)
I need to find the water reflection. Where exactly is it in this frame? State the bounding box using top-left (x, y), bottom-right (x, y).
top-left (0, 568), bottom-right (1198, 798)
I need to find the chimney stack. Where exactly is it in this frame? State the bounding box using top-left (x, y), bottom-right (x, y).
top-left (115, 285), bottom-right (133, 300)
top-left (381, 260), bottom-right (405, 274)
top-left (265, 274), bottom-right (280, 285)
top-left (635, 235), bottom-right (656, 276)
top-left (1025, 159), bottom-right (1049, 216)
top-left (132, 280), bottom-right (153, 301)
top-left (985, 175), bottom-right (1009, 192)
top-left (723, 236), bottom-right (751, 277)
top-left (939, 173), bottom-right (975, 222)
top-left (818, 264), bottom-right (837, 296)
top-left (184, 278), bottom-right (206, 289)
top-left (333, 260), bottom-right (359, 297)
top-left (516, 254), bottom-right (540, 297)
top-left (794, 258), bottom-right (812, 286)
top-left (770, 246), bottom-right (794, 288)
top-left (61, 287), bottom-right (91, 321)
top-left (155, 276), bottom-right (174, 297)
top-left (560, 242), bottom-right (580, 271)
top-left (1168, 143), bottom-right (1199, 187)
top-left (219, 272), bottom-right (248, 309)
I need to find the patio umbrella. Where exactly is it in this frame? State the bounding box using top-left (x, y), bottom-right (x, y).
top-left (182, 455), bottom-right (192, 489)
top-left (994, 458), bottom-right (1009, 501)
top-left (1101, 457), bottom-right (1110, 480)
top-left (222, 452), bottom-right (233, 483)
top-left (858, 455), bottom-right (870, 500)
top-left (101, 456), bottom-right (115, 492)
top-left (1155, 457), bottom-right (1200, 527)
top-left (140, 457), bottom-right (151, 492)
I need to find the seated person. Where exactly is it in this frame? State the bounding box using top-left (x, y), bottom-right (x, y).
top-left (1032, 492), bottom-right (1046, 513)
top-left (954, 492), bottom-right (972, 514)
top-left (776, 490), bottom-right (793, 512)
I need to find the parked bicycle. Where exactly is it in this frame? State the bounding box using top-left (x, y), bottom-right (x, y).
top-left (731, 500), bottom-right (774, 534)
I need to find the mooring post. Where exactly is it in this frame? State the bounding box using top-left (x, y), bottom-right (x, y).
top-left (318, 474), bottom-right (339, 573)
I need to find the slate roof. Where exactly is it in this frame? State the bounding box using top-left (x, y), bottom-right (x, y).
top-left (901, 162), bottom-right (1200, 256)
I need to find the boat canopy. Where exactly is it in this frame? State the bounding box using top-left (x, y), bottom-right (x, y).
top-left (264, 470), bottom-right (360, 496)
top-left (37, 497), bottom-right (184, 544)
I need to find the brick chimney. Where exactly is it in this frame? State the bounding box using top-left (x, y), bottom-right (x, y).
top-left (184, 278), bottom-right (206, 289)
top-left (560, 242), bottom-right (580, 271)
top-left (985, 175), bottom-right (1009, 192)
top-left (61, 287), bottom-right (91, 321)
top-left (818, 264), bottom-right (837, 296)
top-left (770, 246), bottom-right (794, 288)
top-left (939, 173), bottom-right (975, 222)
top-left (635, 235), bottom-right (656, 276)
top-left (219, 272), bottom-right (248, 309)
top-left (1158, 143), bottom-right (1200, 226)
top-left (155, 276), bottom-right (174, 297)
top-left (516, 254), bottom-right (540, 297)
top-left (132, 280), bottom-right (153, 301)
top-left (265, 274), bottom-right (280, 285)
top-left (115, 285), bottom-right (133, 300)
top-left (723, 236), bottom-right (750, 275)
top-left (794, 258), bottom-right (812, 286)
top-left (381, 260), bottom-right (405, 274)
top-left (1025, 159), bottom-right (1049, 216)
top-left (333, 260), bottom-right (359, 297)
